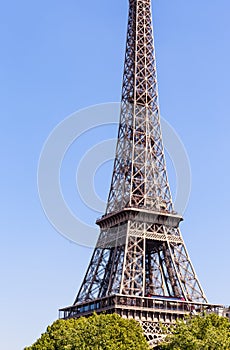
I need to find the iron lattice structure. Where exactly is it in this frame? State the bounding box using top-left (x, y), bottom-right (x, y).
top-left (75, 0), bottom-right (207, 304)
top-left (60, 0), bottom-right (222, 346)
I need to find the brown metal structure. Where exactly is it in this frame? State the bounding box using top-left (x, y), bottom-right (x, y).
top-left (60, 0), bottom-right (222, 346)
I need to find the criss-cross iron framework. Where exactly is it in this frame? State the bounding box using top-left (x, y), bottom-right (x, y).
top-left (60, 0), bottom-right (222, 346)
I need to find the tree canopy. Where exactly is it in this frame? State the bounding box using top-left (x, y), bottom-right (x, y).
top-left (25, 313), bottom-right (150, 350)
top-left (160, 313), bottom-right (230, 350)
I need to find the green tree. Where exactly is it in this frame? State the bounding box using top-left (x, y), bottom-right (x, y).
top-left (160, 313), bottom-right (230, 350)
top-left (25, 313), bottom-right (150, 350)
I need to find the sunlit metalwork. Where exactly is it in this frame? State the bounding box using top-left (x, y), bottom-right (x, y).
top-left (60, 0), bottom-right (222, 346)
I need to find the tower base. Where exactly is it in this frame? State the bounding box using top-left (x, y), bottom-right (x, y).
top-left (59, 295), bottom-right (223, 348)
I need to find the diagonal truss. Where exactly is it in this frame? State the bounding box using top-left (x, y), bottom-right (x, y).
top-left (106, 0), bottom-right (172, 214)
top-left (74, 0), bottom-right (207, 310)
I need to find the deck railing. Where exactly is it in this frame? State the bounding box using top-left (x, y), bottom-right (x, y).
top-left (59, 294), bottom-right (223, 319)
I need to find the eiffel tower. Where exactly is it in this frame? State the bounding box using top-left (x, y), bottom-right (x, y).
top-left (60, 0), bottom-right (222, 346)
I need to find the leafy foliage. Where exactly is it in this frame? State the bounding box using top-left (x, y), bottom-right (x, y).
top-left (25, 313), bottom-right (150, 350)
top-left (160, 313), bottom-right (230, 350)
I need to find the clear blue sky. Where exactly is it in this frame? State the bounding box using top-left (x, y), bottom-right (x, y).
top-left (1, 0), bottom-right (230, 349)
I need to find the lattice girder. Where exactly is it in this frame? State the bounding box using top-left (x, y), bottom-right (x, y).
top-left (66, 0), bottom-right (210, 346)
top-left (75, 215), bottom-right (207, 304)
top-left (106, 0), bottom-right (173, 214)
